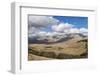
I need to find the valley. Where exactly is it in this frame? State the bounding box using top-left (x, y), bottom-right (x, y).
top-left (28, 34), bottom-right (88, 60)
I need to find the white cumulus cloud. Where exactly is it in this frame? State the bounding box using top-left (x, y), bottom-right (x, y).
top-left (51, 22), bottom-right (87, 35)
top-left (79, 28), bottom-right (88, 36)
top-left (28, 16), bottom-right (59, 37)
top-left (52, 23), bottom-right (73, 32)
top-left (79, 28), bottom-right (88, 33)
top-left (29, 15), bottom-right (59, 28)
top-left (28, 16), bottom-right (88, 39)
top-left (69, 28), bottom-right (80, 34)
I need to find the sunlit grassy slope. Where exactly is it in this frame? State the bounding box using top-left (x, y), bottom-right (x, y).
top-left (28, 38), bottom-right (88, 61)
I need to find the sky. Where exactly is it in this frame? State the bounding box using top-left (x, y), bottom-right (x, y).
top-left (41, 16), bottom-right (88, 32)
top-left (28, 15), bottom-right (88, 38)
top-left (53, 16), bottom-right (88, 28)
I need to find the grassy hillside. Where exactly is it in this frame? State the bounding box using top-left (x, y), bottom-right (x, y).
top-left (28, 38), bottom-right (88, 61)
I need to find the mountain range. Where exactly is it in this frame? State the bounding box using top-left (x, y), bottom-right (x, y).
top-left (28, 32), bottom-right (87, 44)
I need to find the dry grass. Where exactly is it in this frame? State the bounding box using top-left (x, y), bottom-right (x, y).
top-left (28, 38), bottom-right (88, 60)
top-left (28, 53), bottom-right (52, 60)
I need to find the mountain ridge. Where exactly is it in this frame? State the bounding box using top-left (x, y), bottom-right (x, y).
top-left (28, 33), bottom-right (87, 44)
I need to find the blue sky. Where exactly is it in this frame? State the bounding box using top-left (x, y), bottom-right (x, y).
top-left (41, 16), bottom-right (88, 32)
top-left (53, 16), bottom-right (88, 28)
